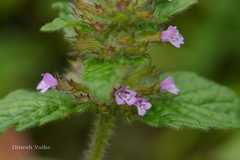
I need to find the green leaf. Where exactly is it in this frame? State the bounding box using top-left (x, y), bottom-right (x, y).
top-left (52, 2), bottom-right (73, 15)
top-left (81, 57), bottom-right (148, 103)
top-left (41, 17), bottom-right (91, 32)
top-left (143, 72), bottom-right (240, 129)
top-left (41, 17), bottom-right (67, 32)
top-left (40, 2), bottom-right (92, 41)
top-left (0, 90), bottom-right (90, 133)
top-left (41, 2), bottom-right (74, 32)
top-left (154, 0), bottom-right (198, 22)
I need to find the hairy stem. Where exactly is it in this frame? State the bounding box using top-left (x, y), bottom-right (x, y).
top-left (84, 114), bottom-right (115, 160)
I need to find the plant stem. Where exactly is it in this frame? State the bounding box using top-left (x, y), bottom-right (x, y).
top-left (84, 114), bottom-right (115, 160)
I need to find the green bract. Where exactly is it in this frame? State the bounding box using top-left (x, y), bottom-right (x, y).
top-left (81, 57), bottom-right (148, 103)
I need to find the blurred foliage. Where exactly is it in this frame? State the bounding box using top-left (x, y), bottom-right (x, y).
top-left (0, 0), bottom-right (240, 160)
top-left (0, 0), bottom-right (27, 19)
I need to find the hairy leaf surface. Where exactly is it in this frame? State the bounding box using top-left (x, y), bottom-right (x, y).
top-left (0, 90), bottom-right (90, 133)
top-left (143, 72), bottom-right (240, 129)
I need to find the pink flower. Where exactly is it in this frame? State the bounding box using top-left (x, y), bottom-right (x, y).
top-left (134, 97), bottom-right (152, 116)
top-left (115, 86), bottom-right (152, 116)
top-left (37, 73), bottom-right (58, 93)
top-left (161, 25), bottom-right (184, 48)
top-left (115, 86), bottom-right (137, 105)
top-left (160, 76), bottom-right (180, 95)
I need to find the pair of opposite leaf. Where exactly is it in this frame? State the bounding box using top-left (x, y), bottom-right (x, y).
top-left (37, 72), bottom-right (179, 116)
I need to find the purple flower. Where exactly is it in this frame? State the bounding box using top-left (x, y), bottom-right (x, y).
top-left (161, 25), bottom-right (184, 48)
top-left (160, 76), bottom-right (180, 95)
top-left (115, 86), bottom-right (137, 105)
top-left (37, 73), bottom-right (58, 93)
top-left (115, 86), bottom-right (153, 116)
top-left (134, 97), bottom-right (152, 116)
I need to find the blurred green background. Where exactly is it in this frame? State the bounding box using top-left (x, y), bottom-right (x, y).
top-left (0, 0), bottom-right (240, 160)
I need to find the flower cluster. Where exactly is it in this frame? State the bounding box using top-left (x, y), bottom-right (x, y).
top-left (36, 73), bottom-right (179, 117)
top-left (114, 87), bottom-right (137, 106)
top-left (115, 86), bottom-right (152, 116)
top-left (114, 76), bottom-right (179, 116)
